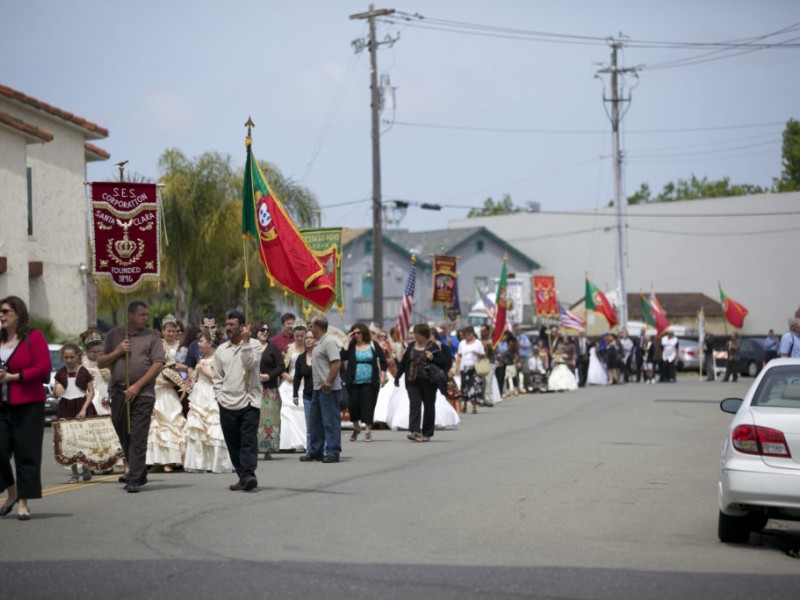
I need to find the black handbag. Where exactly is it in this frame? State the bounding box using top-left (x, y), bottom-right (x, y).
top-left (425, 361), bottom-right (448, 389)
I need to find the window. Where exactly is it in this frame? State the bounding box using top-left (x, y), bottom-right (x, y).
top-left (474, 276), bottom-right (488, 297)
top-left (476, 239), bottom-right (484, 253)
top-left (361, 273), bottom-right (373, 298)
top-left (27, 167), bottom-right (33, 236)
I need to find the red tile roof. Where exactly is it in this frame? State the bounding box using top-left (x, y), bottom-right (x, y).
top-left (0, 110), bottom-right (54, 143)
top-left (0, 84), bottom-right (108, 139)
top-left (84, 142), bottom-right (110, 161)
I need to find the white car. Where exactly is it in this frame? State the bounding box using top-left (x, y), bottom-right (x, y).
top-left (718, 358), bottom-right (800, 543)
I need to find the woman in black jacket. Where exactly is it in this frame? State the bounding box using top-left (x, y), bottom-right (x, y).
top-left (394, 323), bottom-right (449, 442)
top-left (341, 322), bottom-right (387, 443)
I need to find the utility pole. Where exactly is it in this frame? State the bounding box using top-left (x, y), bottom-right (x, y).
top-left (350, 4), bottom-right (395, 328)
top-left (597, 37), bottom-right (639, 329)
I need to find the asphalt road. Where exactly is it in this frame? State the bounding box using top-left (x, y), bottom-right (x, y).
top-left (2, 376), bottom-right (799, 599)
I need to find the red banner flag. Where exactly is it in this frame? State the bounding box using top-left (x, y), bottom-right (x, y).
top-left (432, 255), bottom-right (458, 306)
top-left (533, 275), bottom-right (558, 317)
top-left (242, 138), bottom-right (335, 311)
top-left (89, 182), bottom-right (160, 291)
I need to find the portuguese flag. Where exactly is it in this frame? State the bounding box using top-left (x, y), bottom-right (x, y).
top-left (492, 255), bottom-right (509, 348)
top-left (719, 284), bottom-right (748, 329)
top-left (641, 294), bottom-right (671, 336)
top-left (585, 277), bottom-right (618, 328)
top-left (242, 135), bottom-right (335, 311)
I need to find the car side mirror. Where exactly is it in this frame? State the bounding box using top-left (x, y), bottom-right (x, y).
top-left (720, 397), bottom-right (743, 414)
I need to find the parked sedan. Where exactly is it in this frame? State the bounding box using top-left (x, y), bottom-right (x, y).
top-left (739, 337), bottom-right (766, 378)
top-left (717, 358), bottom-right (800, 543)
top-left (676, 339), bottom-right (701, 372)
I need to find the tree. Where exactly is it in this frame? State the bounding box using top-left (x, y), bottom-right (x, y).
top-left (626, 175), bottom-right (766, 205)
top-left (467, 194), bottom-right (521, 217)
top-left (775, 117), bottom-right (800, 192)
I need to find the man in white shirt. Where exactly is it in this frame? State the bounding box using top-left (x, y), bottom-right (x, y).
top-left (213, 309), bottom-right (263, 491)
top-left (661, 331), bottom-right (678, 383)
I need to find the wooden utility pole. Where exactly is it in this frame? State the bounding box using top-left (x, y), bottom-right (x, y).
top-left (350, 4), bottom-right (395, 328)
top-left (597, 38), bottom-right (639, 329)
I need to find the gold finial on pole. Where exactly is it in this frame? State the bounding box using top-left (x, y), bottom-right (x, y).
top-left (115, 160), bottom-right (128, 183)
top-left (245, 117), bottom-right (255, 140)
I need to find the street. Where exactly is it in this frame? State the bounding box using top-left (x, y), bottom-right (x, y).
top-left (2, 377), bottom-right (799, 599)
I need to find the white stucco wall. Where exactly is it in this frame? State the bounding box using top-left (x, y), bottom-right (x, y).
top-left (450, 192), bottom-right (800, 335)
top-left (0, 130), bottom-right (31, 301)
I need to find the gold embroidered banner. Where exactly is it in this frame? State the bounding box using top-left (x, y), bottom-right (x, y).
top-left (90, 182), bottom-right (160, 292)
top-left (52, 415), bottom-right (124, 471)
top-left (300, 228), bottom-right (344, 315)
top-left (432, 255), bottom-right (458, 306)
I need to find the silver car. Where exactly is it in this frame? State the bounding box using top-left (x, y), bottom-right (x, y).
top-left (718, 358), bottom-right (800, 543)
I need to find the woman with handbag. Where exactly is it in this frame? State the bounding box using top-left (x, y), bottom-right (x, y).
top-left (341, 322), bottom-right (387, 443)
top-left (456, 326), bottom-right (485, 415)
top-left (0, 296), bottom-right (51, 521)
top-left (394, 323), bottom-right (447, 442)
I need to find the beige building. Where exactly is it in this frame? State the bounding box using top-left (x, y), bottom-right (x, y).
top-left (450, 192), bottom-right (800, 336)
top-left (0, 84), bottom-right (109, 334)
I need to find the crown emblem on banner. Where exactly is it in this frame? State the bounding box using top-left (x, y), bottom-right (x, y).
top-left (114, 231), bottom-right (137, 259)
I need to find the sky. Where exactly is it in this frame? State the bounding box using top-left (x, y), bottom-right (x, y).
top-left (3, 0), bottom-right (799, 232)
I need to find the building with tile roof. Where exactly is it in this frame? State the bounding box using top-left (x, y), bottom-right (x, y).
top-left (0, 84), bottom-right (109, 334)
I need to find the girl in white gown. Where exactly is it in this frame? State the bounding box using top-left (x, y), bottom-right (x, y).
top-left (586, 345), bottom-right (608, 386)
top-left (80, 329), bottom-right (111, 416)
top-left (184, 332), bottom-right (232, 473)
top-left (146, 315), bottom-right (187, 471)
top-left (278, 324), bottom-right (308, 451)
top-left (547, 352), bottom-right (578, 392)
top-left (373, 377), bottom-right (460, 430)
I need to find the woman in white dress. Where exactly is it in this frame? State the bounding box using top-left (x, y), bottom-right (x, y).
top-left (586, 344), bottom-right (608, 386)
top-left (278, 322), bottom-right (309, 451)
top-left (146, 314), bottom-right (187, 472)
top-left (547, 350), bottom-right (578, 392)
top-left (183, 331), bottom-right (232, 473)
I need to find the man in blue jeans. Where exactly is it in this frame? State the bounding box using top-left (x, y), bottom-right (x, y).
top-left (301, 316), bottom-right (342, 464)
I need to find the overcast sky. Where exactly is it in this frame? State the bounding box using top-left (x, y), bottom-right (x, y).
top-left (3, 0), bottom-right (798, 232)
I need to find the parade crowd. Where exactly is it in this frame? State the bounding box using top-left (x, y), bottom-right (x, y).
top-left (2, 293), bottom-right (800, 520)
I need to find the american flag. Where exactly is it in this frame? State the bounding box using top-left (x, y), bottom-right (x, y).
top-left (395, 256), bottom-right (416, 342)
top-left (558, 303), bottom-right (586, 332)
top-left (479, 288), bottom-right (496, 322)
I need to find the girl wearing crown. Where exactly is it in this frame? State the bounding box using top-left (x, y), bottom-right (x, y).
top-left (80, 329), bottom-right (111, 416)
top-left (145, 314), bottom-right (187, 473)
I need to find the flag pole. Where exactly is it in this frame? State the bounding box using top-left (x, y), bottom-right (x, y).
top-left (242, 118), bottom-right (255, 324)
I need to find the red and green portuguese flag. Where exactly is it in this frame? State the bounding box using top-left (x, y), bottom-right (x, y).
top-left (585, 277), bottom-right (618, 328)
top-left (492, 255), bottom-right (509, 348)
top-left (641, 294), bottom-right (671, 336)
top-left (242, 133), bottom-right (335, 311)
top-left (719, 284), bottom-right (748, 329)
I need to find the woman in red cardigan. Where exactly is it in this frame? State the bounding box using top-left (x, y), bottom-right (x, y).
top-left (0, 296), bottom-right (51, 521)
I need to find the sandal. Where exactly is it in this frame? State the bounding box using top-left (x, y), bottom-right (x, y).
top-left (407, 432), bottom-right (422, 442)
top-left (364, 432), bottom-right (372, 443)
top-left (421, 436), bottom-right (430, 442)
top-left (67, 475), bottom-right (80, 484)
top-left (82, 469), bottom-right (93, 482)
top-left (350, 428), bottom-right (360, 442)
top-left (163, 465), bottom-right (173, 473)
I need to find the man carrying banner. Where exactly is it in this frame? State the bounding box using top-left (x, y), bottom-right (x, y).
top-left (98, 301), bottom-right (165, 493)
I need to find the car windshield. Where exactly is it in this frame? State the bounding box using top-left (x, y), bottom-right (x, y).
top-left (751, 364), bottom-right (800, 408)
top-left (50, 350), bottom-right (64, 371)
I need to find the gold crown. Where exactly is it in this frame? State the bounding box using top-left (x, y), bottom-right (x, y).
top-left (81, 329), bottom-right (103, 346)
top-left (114, 235), bottom-right (137, 259)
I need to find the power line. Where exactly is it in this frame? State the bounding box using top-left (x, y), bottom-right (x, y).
top-left (391, 119), bottom-right (785, 135)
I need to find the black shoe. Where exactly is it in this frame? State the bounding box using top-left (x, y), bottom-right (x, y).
top-left (299, 454), bottom-right (323, 462)
top-left (229, 482), bottom-right (244, 491)
top-left (126, 482), bottom-right (140, 493)
top-left (0, 499), bottom-right (18, 517)
top-left (322, 456), bottom-right (339, 463)
top-left (17, 512), bottom-right (31, 521)
top-left (242, 477), bottom-right (258, 491)
top-left (118, 475), bottom-right (127, 484)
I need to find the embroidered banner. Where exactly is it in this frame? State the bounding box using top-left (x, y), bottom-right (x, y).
top-left (300, 227), bottom-right (344, 316)
top-left (432, 255), bottom-right (458, 306)
top-left (533, 275), bottom-right (558, 317)
top-left (52, 415), bottom-right (124, 471)
top-left (90, 182), bottom-right (160, 292)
